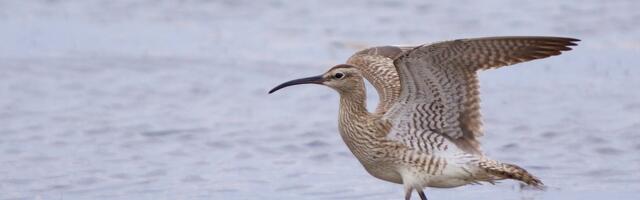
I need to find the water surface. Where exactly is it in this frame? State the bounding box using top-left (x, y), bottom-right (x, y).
top-left (1, 1), bottom-right (639, 199)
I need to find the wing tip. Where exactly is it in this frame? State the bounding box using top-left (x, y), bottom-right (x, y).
top-left (538, 37), bottom-right (580, 53)
top-left (563, 37), bottom-right (580, 47)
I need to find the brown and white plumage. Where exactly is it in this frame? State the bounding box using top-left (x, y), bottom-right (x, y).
top-left (346, 46), bottom-right (404, 114)
top-left (270, 36), bottom-right (579, 200)
top-left (351, 37), bottom-right (578, 155)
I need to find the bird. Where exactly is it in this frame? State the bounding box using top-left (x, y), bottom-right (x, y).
top-left (268, 36), bottom-right (579, 200)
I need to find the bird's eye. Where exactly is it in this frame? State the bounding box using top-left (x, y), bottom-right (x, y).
top-left (334, 72), bottom-right (344, 79)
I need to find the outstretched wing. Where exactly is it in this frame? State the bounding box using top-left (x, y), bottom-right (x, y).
top-left (384, 36), bottom-right (579, 155)
top-left (346, 46), bottom-right (413, 114)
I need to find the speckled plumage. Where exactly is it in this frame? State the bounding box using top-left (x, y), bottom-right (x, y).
top-left (270, 36), bottom-right (579, 200)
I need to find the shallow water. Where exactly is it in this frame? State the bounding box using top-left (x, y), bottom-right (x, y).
top-left (1, 1), bottom-right (639, 200)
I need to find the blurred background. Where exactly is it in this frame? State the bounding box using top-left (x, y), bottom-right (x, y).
top-left (1, 0), bottom-right (639, 199)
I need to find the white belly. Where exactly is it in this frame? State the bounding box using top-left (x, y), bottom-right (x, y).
top-left (363, 164), bottom-right (403, 184)
top-left (398, 158), bottom-right (485, 188)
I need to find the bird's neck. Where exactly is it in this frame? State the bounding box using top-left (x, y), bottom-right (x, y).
top-left (338, 86), bottom-right (370, 119)
top-left (337, 82), bottom-right (375, 140)
top-left (337, 83), bottom-right (389, 164)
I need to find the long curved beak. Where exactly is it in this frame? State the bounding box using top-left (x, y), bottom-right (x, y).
top-left (268, 75), bottom-right (324, 94)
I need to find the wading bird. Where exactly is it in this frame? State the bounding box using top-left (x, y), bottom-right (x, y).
top-left (269, 36), bottom-right (578, 200)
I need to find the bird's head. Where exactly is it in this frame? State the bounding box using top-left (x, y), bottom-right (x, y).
top-left (268, 64), bottom-right (363, 94)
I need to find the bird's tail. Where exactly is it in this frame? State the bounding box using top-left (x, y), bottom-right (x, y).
top-left (478, 159), bottom-right (543, 188)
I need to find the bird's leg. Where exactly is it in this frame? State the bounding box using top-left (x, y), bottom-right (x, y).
top-left (416, 188), bottom-right (428, 200)
top-left (404, 185), bottom-right (414, 200)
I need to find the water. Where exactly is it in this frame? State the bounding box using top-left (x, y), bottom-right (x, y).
top-left (1, 1), bottom-right (639, 199)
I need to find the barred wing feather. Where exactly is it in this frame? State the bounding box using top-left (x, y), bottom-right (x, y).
top-left (383, 36), bottom-right (579, 155)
